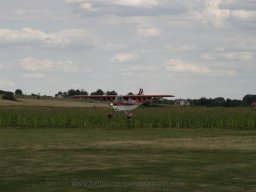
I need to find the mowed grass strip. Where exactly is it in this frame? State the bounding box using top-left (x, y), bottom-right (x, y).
top-left (0, 98), bottom-right (108, 107)
top-left (1, 128), bottom-right (256, 192)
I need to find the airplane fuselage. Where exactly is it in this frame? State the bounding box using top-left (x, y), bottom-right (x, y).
top-left (110, 96), bottom-right (144, 112)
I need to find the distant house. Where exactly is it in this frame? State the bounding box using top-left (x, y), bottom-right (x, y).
top-left (174, 99), bottom-right (190, 106)
top-left (55, 94), bottom-right (64, 98)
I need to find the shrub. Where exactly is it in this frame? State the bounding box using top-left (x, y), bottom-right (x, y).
top-left (2, 92), bottom-right (16, 101)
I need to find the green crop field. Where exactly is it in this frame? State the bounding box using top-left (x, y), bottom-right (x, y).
top-left (0, 107), bottom-right (255, 129)
top-left (1, 107), bottom-right (256, 191)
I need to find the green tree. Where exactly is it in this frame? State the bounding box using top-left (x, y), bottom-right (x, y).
top-left (213, 97), bottom-right (225, 107)
top-left (91, 89), bottom-right (104, 95)
top-left (243, 94), bottom-right (256, 106)
top-left (106, 90), bottom-right (118, 95)
top-left (80, 89), bottom-right (88, 95)
top-left (15, 89), bottom-right (23, 95)
top-left (67, 89), bottom-right (76, 97)
top-left (0, 90), bottom-right (6, 95)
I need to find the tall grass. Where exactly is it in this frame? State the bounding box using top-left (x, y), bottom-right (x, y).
top-left (0, 107), bottom-right (255, 129)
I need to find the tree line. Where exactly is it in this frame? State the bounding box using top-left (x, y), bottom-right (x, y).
top-left (189, 97), bottom-right (245, 107)
top-left (1, 89), bottom-right (256, 107)
top-left (0, 89), bottom-right (23, 101)
top-left (55, 89), bottom-right (118, 97)
top-left (196, 95), bottom-right (256, 107)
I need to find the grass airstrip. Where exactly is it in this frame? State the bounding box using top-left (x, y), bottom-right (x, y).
top-left (0, 99), bottom-right (256, 191)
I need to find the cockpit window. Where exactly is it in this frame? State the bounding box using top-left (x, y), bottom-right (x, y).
top-left (115, 96), bottom-right (124, 102)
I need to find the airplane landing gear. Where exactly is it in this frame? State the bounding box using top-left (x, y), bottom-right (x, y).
top-left (126, 112), bottom-right (133, 119)
top-left (107, 112), bottom-right (113, 119)
top-left (107, 111), bottom-right (133, 120)
top-left (124, 111), bottom-right (133, 119)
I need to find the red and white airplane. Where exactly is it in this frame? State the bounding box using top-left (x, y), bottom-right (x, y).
top-left (71, 89), bottom-right (174, 119)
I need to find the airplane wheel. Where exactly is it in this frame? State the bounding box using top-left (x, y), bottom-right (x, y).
top-left (107, 112), bottom-right (113, 119)
top-left (127, 113), bottom-right (133, 119)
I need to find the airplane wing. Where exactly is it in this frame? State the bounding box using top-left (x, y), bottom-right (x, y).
top-left (123, 94), bottom-right (174, 100)
top-left (124, 89), bottom-right (174, 99)
top-left (71, 89), bottom-right (174, 101)
top-left (71, 94), bottom-right (174, 100)
top-left (71, 95), bottom-right (116, 100)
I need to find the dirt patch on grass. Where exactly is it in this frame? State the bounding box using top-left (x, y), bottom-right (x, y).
top-left (91, 136), bottom-right (256, 152)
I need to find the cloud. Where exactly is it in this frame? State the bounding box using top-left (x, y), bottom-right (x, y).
top-left (113, 0), bottom-right (159, 8)
top-left (65, 0), bottom-right (164, 17)
top-left (0, 64), bottom-right (9, 70)
top-left (166, 59), bottom-right (239, 77)
top-left (111, 53), bottom-right (139, 63)
top-left (201, 53), bottom-right (216, 60)
top-left (137, 26), bottom-right (162, 37)
top-left (202, 52), bottom-right (252, 61)
top-left (66, 0), bottom-right (93, 11)
top-left (166, 59), bottom-right (210, 73)
top-left (202, 8), bottom-right (230, 27)
top-left (96, 42), bottom-right (126, 50)
top-left (190, 0), bottom-right (230, 28)
top-left (131, 65), bottom-right (158, 72)
top-left (66, 0), bottom-right (85, 3)
top-left (214, 69), bottom-right (238, 77)
top-left (22, 73), bottom-right (45, 79)
top-left (18, 57), bottom-right (79, 73)
top-left (190, 0), bottom-right (256, 27)
top-left (231, 10), bottom-right (256, 21)
top-left (168, 44), bottom-right (198, 52)
top-left (223, 52), bottom-right (252, 61)
top-left (80, 3), bottom-right (92, 11)
top-left (66, 0), bottom-right (159, 8)
top-left (0, 80), bottom-right (14, 88)
top-left (0, 27), bottom-right (91, 48)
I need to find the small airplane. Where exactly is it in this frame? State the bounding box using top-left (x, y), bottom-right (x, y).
top-left (71, 89), bottom-right (174, 119)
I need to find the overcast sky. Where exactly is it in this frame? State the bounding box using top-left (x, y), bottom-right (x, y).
top-left (0, 0), bottom-right (255, 99)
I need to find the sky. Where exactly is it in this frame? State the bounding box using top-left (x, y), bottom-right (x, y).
top-left (0, 0), bottom-right (255, 99)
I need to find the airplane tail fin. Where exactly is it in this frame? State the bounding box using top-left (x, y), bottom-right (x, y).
top-left (137, 88), bottom-right (144, 95)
